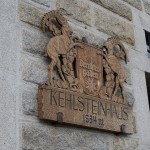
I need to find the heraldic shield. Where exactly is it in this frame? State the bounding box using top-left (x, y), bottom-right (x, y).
top-left (76, 42), bottom-right (103, 96)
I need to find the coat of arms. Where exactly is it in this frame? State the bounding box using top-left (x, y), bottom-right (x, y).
top-left (41, 10), bottom-right (128, 101)
top-left (38, 10), bottom-right (133, 134)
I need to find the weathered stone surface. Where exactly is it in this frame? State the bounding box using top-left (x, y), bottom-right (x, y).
top-left (120, 57), bottom-right (132, 86)
top-left (56, 0), bottom-right (92, 26)
top-left (94, 8), bottom-right (135, 45)
top-left (124, 87), bottom-right (135, 106)
top-left (22, 28), bottom-right (50, 55)
top-left (71, 24), bottom-right (105, 48)
top-left (90, 0), bottom-right (132, 21)
top-left (134, 26), bottom-right (147, 54)
top-left (124, 65), bottom-right (132, 85)
top-left (22, 123), bottom-right (111, 150)
top-left (132, 69), bottom-right (150, 146)
top-left (20, 53), bottom-right (48, 84)
top-left (113, 137), bottom-right (139, 150)
top-left (21, 82), bottom-right (38, 116)
top-left (0, 69), bottom-right (17, 150)
top-left (0, 0), bottom-right (16, 22)
top-left (0, 19), bottom-right (19, 73)
top-left (123, 0), bottom-right (142, 10)
top-left (143, 0), bottom-right (150, 16)
top-left (18, 0), bottom-right (47, 27)
top-left (0, 15), bottom-right (19, 150)
top-left (31, 0), bottom-right (50, 7)
top-left (141, 145), bottom-right (150, 150)
top-left (129, 49), bottom-right (150, 73)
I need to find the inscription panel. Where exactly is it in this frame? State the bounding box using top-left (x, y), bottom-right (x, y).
top-left (38, 85), bottom-right (133, 133)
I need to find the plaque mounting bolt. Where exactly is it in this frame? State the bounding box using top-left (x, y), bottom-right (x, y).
top-left (120, 124), bottom-right (126, 133)
top-left (57, 112), bottom-right (63, 123)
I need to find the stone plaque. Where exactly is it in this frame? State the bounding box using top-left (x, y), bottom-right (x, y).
top-left (38, 10), bottom-right (134, 133)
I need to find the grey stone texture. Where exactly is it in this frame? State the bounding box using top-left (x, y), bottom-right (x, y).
top-left (143, 0), bottom-right (150, 16)
top-left (56, 0), bottom-right (135, 45)
top-left (22, 123), bottom-right (112, 150)
top-left (0, 1), bottom-right (20, 149)
top-left (129, 49), bottom-right (150, 73)
top-left (0, 70), bottom-right (17, 150)
top-left (71, 23), bottom-right (105, 48)
top-left (31, 0), bottom-right (50, 7)
top-left (124, 87), bottom-right (135, 106)
top-left (124, 65), bottom-right (132, 85)
top-left (20, 52), bottom-right (48, 84)
top-left (93, 7), bottom-right (135, 45)
top-left (131, 69), bottom-right (150, 147)
top-left (90, 0), bottom-right (132, 21)
top-left (122, 0), bottom-right (142, 10)
top-left (22, 27), bottom-right (50, 55)
top-left (0, 0), bottom-right (16, 21)
top-left (132, 10), bottom-right (150, 147)
top-left (121, 57), bottom-right (132, 86)
top-left (113, 136), bottom-right (139, 150)
top-left (19, 0), bottom-right (47, 27)
top-left (21, 82), bottom-right (38, 116)
top-left (0, 19), bottom-right (19, 74)
top-left (141, 145), bottom-right (150, 150)
top-left (134, 26), bottom-right (147, 54)
top-left (56, 0), bottom-right (92, 26)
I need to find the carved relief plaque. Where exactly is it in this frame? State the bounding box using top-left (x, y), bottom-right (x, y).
top-left (38, 10), bottom-right (134, 134)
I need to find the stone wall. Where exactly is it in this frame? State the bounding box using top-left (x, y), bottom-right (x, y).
top-left (1, 0), bottom-right (150, 149)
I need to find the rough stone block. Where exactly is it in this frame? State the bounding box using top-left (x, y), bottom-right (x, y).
top-left (0, 69), bottom-right (17, 150)
top-left (22, 123), bottom-right (111, 150)
top-left (20, 52), bottom-right (48, 84)
top-left (143, 0), bottom-right (150, 16)
top-left (124, 87), bottom-right (135, 107)
top-left (120, 57), bottom-right (132, 86)
top-left (131, 69), bottom-right (150, 146)
top-left (123, 0), bottom-right (142, 10)
top-left (22, 28), bottom-right (50, 55)
top-left (124, 65), bottom-right (132, 85)
top-left (120, 56), bottom-right (132, 85)
top-left (141, 145), bottom-right (150, 150)
top-left (113, 137), bottom-right (139, 150)
top-left (71, 24), bottom-right (105, 47)
top-left (21, 82), bottom-right (38, 116)
top-left (93, 8), bottom-right (135, 45)
top-left (56, 0), bottom-right (92, 26)
top-left (134, 26), bottom-right (147, 54)
top-left (31, 0), bottom-right (50, 7)
top-left (90, 0), bottom-right (132, 21)
top-left (129, 49), bottom-right (150, 73)
top-left (18, 0), bottom-right (47, 27)
top-left (0, 0), bottom-right (16, 22)
top-left (0, 19), bottom-right (18, 74)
